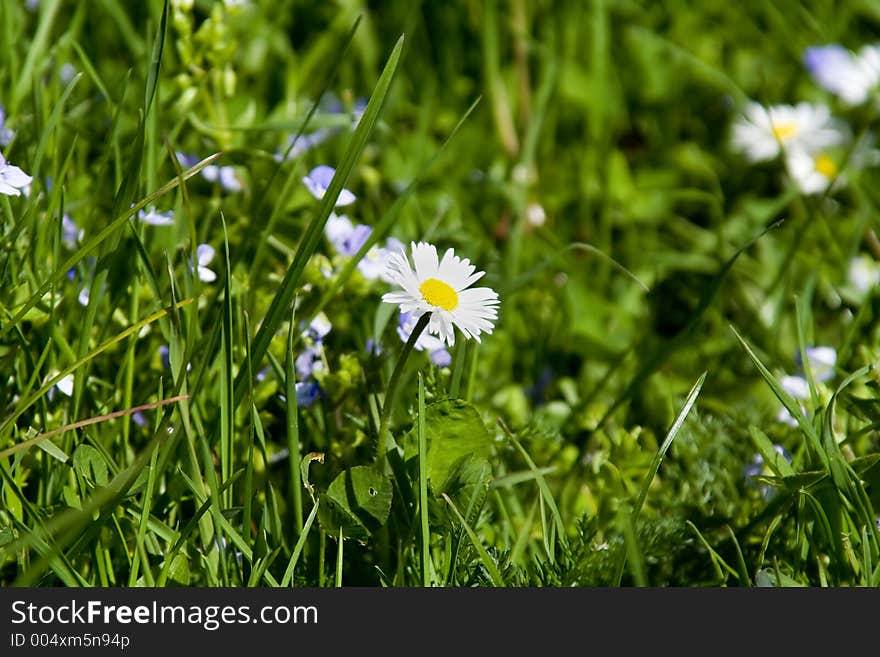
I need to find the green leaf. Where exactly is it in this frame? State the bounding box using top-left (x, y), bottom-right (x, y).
top-left (405, 399), bottom-right (493, 495)
top-left (318, 465), bottom-right (392, 539)
top-left (165, 554), bottom-right (190, 586)
top-left (72, 444), bottom-right (109, 486)
top-left (35, 430), bottom-right (69, 465)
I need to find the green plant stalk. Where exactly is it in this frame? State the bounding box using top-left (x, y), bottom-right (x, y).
top-left (375, 313), bottom-right (430, 466)
top-left (417, 373), bottom-right (431, 586)
top-left (286, 307), bottom-right (304, 534)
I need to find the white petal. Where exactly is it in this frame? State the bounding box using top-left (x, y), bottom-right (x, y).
top-left (411, 242), bottom-right (439, 281)
top-left (197, 244), bottom-right (215, 266)
top-left (56, 374), bottom-right (74, 397)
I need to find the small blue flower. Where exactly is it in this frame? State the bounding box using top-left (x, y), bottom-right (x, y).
top-left (795, 346), bottom-right (837, 383)
top-left (745, 445), bottom-right (792, 499)
top-left (202, 164), bottom-right (242, 192)
top-left (276, 129), bottom-right (333, 161)
top-left (159, 345), bottom-right (170, 370)
top-left (350, 98), bottom-right (368, 127)
top-left (365, 338), bottom-right (382, 356)
top-left (302, 165), bottom-right (355, 206)
top-left (175, 152), bottom-right (199, 169)
top-left (0, 105), bottom-right (14, 147)
top-left (138, 207), bottom-right (175, 226)
top-left (301, 312), bottom-right (332, 343)
top-left (59, 63), bottom-right (77, 85)
top-left (357, 237), bottom-right (404, 282)
top-left (804, 43), bottom-right (880, 106)
top-left (193, 244), bottom-right (217, 283)
top-left (429, 348), bottom-right (452, 368)
top-left (132, 411), bottom-right (148, 427)
top-left (61, 214), bottom-right (83, 249)
top-left (398, 311), bottom-right (451, 366)
top-left (339, 224), bottom-right (372, 257)
top-left (295, 380), bottom-right (321, 408)
top-left (295, 345), bottom-right (323, 380)
top-left (0, 150), bottom-right (32, 196)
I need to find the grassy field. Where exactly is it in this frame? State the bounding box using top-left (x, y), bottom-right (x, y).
top-left (1, 0), bottom-right (879, 587)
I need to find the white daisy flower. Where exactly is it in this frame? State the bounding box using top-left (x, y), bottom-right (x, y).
top-left (785, 147), bottom-right (841, 195)
top-left (805, 44), bottom-right (880, 106)
top-left (0, 150), bottom-right (33, 196)
top-left (381, 241), bottom-right (500, 347)
top-left (731, 102), bottom-right (845, 162)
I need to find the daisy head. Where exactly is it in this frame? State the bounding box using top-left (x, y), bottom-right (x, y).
top-left (381, 241), bottom-right (500, 347)
top-left (785, 147), bottom-right (842, 195)
top-left (731, 102), bottom-right (845, 162)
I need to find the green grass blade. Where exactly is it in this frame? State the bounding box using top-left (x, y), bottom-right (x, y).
top-left (235, 35), bottom-right (405, 407)
top-left (442, 493), bottom-right (505, 587)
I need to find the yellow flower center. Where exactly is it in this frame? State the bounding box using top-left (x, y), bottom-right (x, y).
top-left (814, 154), bottom-right (837, 178)
top-left (771, 122), bottom-right (797, 141)
top-left (420, 278), bottom-right (458, 311)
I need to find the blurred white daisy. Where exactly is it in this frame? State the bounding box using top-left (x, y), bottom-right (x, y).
top-left (731, 102), bottom-right (845, 162)
top-left (805, 44), bottom-right (880, 106)
top-left (302, 165), bottom-right (355, 206)
top-left (0, 150), bottom-right (32, 196)
top-left (785, 148), bottom-right (841, 195)
top-left (382, 241), bottom-right (499, 347)
top-left (847, 254), bottom-right (880, 295)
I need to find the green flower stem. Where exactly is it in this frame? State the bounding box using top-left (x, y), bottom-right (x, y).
top-left (376, 313), bottom-right (431, 466)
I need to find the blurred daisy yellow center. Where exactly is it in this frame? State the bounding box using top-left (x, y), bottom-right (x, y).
top-left (771, 122), bottom-right (796, 141)
top-left (420, 278), bottom-right (458, 311)
top-left (814, 154), bottom-right (837, 178)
